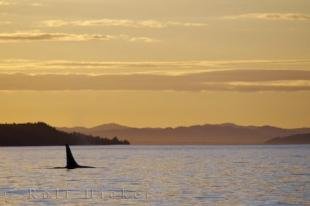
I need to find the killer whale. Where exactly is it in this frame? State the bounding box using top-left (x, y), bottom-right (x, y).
top-left (65, 144), bottom-right (94, 169)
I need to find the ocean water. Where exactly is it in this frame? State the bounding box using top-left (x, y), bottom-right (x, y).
top-left (0, 145), bottom-right (309, 206)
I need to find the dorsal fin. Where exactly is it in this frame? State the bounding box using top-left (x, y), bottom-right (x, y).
top-left (66, 144), bottom-right (80, 169)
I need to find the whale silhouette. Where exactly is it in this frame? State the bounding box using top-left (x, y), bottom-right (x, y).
top-left (65, 144), bottom-right (94, 169)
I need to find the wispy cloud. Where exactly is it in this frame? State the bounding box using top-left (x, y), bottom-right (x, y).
top-left (42, 19), bottom-right (207, 28)
top-left (1, 69), bottom-right (310, 92)
top-left (128, 36), bottom-right (158, 43)
top-left (0, 32), bottom-right (158, 43)
top-left (0, 32), bottom-right (113, 42)
top-left (1, 59), bottom-right (309, 75)
top-left (0, 0), bottom-right (14, 6)
top-left (1, 58), bottom-right (310, 92)
top-left (30, 2), bottom-right (43, 7)
top-left (0, 21), bottom-right (11, 25)
top-left (223, 13), bottom-right (310, 21)
top-left (0, 0), bottom-right (41, 7)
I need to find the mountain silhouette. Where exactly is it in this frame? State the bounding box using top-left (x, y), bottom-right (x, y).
top-left (0, 122), bottom-right (129, 146)
top-left (60, 123), bottom-right (310, 145)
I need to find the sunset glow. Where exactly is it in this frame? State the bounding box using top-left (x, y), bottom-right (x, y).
top-left (1, 0), bottom-right (310, 128)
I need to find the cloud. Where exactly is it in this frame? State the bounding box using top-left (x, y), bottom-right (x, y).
top-left (1, 70), bottom-right (310, 92)
top-left (0, 32), bottom-right (158, 43)
top-left (223, 13), bottom-right (310, 21)
top-left (30, 2), bottom-right (43, 7)
top-left (0, 0), bottom-right (14, 6)
top-left (0, 32), bottom-right (112, 42)
top-left (0, 21), bottom-right (11, 25)
top-left (42, 19), bottom-right (207, 28)
top-left (128, 36), bottom-right (158, 43)
top-left (0, 0), bottom-right (43, 7)
top-left (1, 59), bottom-right (309, 76)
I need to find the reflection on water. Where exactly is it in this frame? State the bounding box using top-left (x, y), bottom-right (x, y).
top-left (0, 145), bottom-right (309, 205)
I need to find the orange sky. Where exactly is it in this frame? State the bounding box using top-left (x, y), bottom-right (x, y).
top-left (0, 0), bottom-right (310, 128)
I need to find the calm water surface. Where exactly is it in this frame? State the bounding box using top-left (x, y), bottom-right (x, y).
top-left (0, 145), bottom-right (309, 205)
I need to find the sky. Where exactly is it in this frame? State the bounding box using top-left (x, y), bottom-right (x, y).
top-left (0, 0), bottom-right (310, 128)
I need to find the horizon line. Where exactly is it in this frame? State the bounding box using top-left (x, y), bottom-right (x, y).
top-left (1, 121), bottom-right (310, 130)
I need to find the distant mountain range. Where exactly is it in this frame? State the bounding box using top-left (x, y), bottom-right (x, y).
top-left (59, 123), bottom-right (310, 145)
top-left (0, 122), bottom-right (129, 146)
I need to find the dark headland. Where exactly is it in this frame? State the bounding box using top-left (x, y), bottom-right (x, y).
top-left (265, 133), bottom-right (310, 144)
top-left (0, 122), bottom-right (129, 146)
